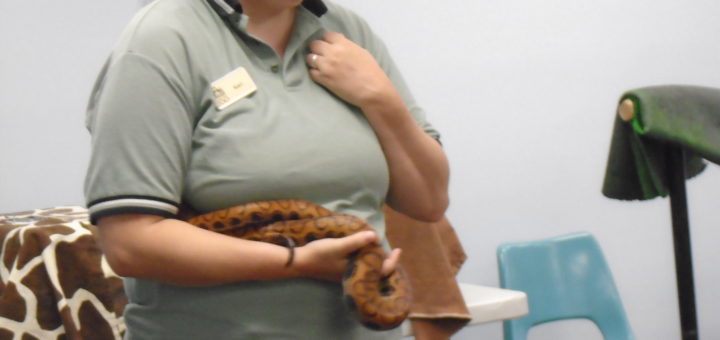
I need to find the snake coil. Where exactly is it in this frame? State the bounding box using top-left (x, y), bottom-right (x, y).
top-left (185, 199), bottom-right (412, 330)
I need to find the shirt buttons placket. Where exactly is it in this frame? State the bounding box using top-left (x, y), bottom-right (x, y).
top-left (270, 65), bottom-right (280, 73)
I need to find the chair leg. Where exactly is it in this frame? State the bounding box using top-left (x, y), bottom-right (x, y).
top-left (503, 322), bottom-right (529, 340)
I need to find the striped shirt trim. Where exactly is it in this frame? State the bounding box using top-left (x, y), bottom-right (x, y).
top-left (89, 197), bottom-right (179, 215)
top-left (210, 0), bottom-right (234, 15)
top-left (88, 197), bottom-right (179, 224)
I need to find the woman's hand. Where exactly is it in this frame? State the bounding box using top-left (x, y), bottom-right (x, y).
top-left (307, 32), bottom-right (395, 109)
top-left (293, 230), bottom-right (402, 282)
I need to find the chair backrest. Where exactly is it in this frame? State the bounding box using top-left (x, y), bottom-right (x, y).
top-left (497, 232), bottom-right (634, 340)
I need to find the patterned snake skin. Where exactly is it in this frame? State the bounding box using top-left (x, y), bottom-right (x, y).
top-left (185, 199), bottom-right (412, 330)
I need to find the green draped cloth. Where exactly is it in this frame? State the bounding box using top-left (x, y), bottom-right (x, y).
top-left (602, 85), bottom-right (720, 200)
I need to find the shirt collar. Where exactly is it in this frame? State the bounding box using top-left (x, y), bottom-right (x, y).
top-left (207, 0), bottom-right (328, 17)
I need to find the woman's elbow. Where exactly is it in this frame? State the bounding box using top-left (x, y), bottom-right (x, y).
top-left (101, 246), bottom-right (133, 277)
top-left (99, 237), bottom-right (146, 278)
top-left (421, 197), bottom-right (449, 222)
top-left (96, 214), bottom-right (159, 278)
top-left (394, 195), bottom-right (449, 222)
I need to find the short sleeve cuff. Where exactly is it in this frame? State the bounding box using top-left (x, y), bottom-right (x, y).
top-left (87, 196), bottom-right (180, 224)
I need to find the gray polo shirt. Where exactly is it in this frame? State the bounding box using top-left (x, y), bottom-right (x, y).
top-left (84, 0), bottom-right (438, 338)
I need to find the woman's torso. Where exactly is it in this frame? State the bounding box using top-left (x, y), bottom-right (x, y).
top-left (111, 1), bottom-right (400, 338)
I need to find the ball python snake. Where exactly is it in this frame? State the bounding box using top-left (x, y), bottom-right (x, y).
top-left (185, 199), bottom-right (412, 330)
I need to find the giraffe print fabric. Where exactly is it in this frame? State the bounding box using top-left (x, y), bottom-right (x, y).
top-left (0, 207), bottom-right (126, 339)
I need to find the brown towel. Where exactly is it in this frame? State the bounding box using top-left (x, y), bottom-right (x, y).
top-left (383, 206), bottom-right (471, 336)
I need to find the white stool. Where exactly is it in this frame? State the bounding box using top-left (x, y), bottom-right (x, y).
top-left (402, 283), bottom-right (529, 336)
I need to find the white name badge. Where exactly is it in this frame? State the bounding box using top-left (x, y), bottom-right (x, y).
top-left (211, 67), bottom-right (257, 110)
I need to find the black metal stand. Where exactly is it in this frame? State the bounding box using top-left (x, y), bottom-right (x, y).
top-left (667, 146), bottom-right (699, 340)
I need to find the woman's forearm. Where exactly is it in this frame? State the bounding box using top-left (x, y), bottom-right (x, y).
top-left (97, 213), bottom-right (390, 286)
top-left (360, 90), bottom-right (450, 222)
top-left (97, 214), bottom-right (301, 286)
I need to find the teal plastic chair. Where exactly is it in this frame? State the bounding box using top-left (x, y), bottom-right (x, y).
top-left (497, 232), bottom-right (634, 340)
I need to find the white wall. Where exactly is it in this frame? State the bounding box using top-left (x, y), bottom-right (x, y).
top-left (0, 1), bottom-right (138, 211)
top-left (1, 1), bottom-right (719, 339)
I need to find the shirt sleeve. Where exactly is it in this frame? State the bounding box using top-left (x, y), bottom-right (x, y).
top-left (84, 52), bottom-right (196, 224)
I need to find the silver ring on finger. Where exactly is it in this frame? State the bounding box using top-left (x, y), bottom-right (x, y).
top-left (308, 53), bottom-right (319, 69)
